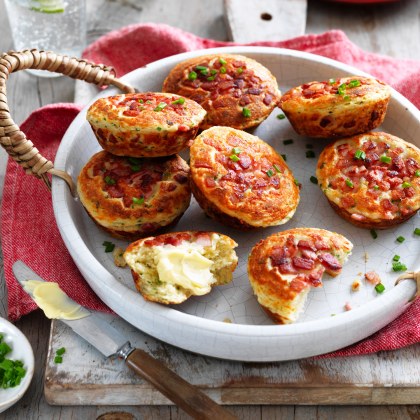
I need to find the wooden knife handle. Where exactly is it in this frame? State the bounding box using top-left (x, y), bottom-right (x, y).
top-left (125, 348), bottom-right (237, 420)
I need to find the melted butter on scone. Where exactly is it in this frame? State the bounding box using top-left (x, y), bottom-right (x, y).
top-left (23, 281), bottom-right (90, 320)
top-left (154, 242), bottom-right (214, 295)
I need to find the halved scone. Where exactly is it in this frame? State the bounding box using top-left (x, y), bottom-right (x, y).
top-left (248, 228), bottom-right (353, 324)
top-left (316, 132), bottom-right (420, 229)
top-left (77, 151), bottom-right (191, 240)
top-left (279, 76), bottom-right (391, 138)
top-left (162, 54), bottom-right (281, 130)
top-left (86, 92), bottom-right (206, 157)
top-left (124, 231), bottom-right (238, 304)
top-left (190, 126), bottom-right (300, 229)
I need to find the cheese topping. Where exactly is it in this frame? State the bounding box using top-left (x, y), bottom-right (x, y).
top-left (23, 280), bottom-right (90, 320)
top-left (154, 243), bottom-right (214, 295)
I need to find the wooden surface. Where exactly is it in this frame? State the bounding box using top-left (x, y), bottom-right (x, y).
top-left (1, 0), bottom-right (420, 418)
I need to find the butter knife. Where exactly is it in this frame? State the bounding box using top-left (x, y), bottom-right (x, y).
top-left (12, 260), bottom-right (237, 420)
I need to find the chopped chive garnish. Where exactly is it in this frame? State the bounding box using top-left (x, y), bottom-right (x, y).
top-left (396, 236), bottom-right (405, 243)
top-left (392, 261), bottom-right (407, 272)
top-left (310, 176), bottom-right (318, 185)
top-left (373, 185), bottom-right (379, 190)
top-left (220, 66), bottom-right (227, 74)
top-left (415, 170), bottom-right (420, 177)
top-left (414, 228), bottom-right (420, 236)
top-left (219, 57), bottom-right (227, 65)
top-left (305, 144), bottom-right (313, 149)
top-left (54, 356), bottom-right (63, 364)
top-left (306, 150), bottom-right (315, 158)
top-left (402, 181), bottom-right (411, 188)
top-left (132, 197), bottom-right (145, 205)
top-left (283, 139), bottom-right (293, 145)
top-left (0, 335), bottom-right (27, 388)
top-left (103, 241), bottom-right (115, 253)
top-left (337, 83), bottom-right (347, 95)
top-left (348, 79), bottom-right (361, 88)
top-left (393, 255), bottom-right (400, 262)
top-left (207, 76), bottom-right (216, 81)
top-left (345, 179), bottom-right (354, 188)
top-left (354, 149), bottom-right (366, 160)
top-left (211, 69), bottom-right (217, 75)
top-left (328, 78), bottom-right (336, 85)
top-left (242, 107), bottom-right (251, 118)
top-left (232, 147), bottom-right (241, 155)
top-left (370, 229), bottom-right (378, 239)
top-left (146, 100), bottom-right (152, 104)
top-left (138, 99), bottom-right (144, 103)
top-left (237, 67), bottom-right (243, 74)
top-left (188, 71), bottom-right (197, 80)
top-left (171, 97), bottom-right (185, 105)
top-left (130, 165), bottom-right (141, 172)
top-left (343, 95), bottom-right (350, 101)
top-left (277, 114), bottom-right (286, 120)
top-left (153, 102), bottom-right (167, 112)
top-left (128, 157), bottom-right (141, 165)
top-left (375, 283), bottom-right (385, 293)
top-left (195, 65), bottom-right (207, 71)
top-left (380, 155), bottom-right (392, 164)
top-left (266, 169), bottom-right (274, 177)
top-left (273, 164), bottom-right (281, 173)
top-left (281, 154), bottom-right (287, 161)
top-left (294, 179), bottom-right (300, 186)
top-left (104, 176), bottom-right (116, 185)
top-left (56, 347), bottom-right (66, 356)
top-left (229, 154), bottom-right (240, 162)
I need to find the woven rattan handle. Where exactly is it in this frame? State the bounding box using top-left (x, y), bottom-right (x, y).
top-left (395, 271), bottom-right (420, 302)
top-left (0, 49), bottom-right (136, 195)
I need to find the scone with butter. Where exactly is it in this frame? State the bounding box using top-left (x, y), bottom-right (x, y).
top-left (124, 231), bottom-right (238, 304)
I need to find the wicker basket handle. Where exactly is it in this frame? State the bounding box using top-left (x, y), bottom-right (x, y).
top-left (0, 49), bottom-right (136, 196)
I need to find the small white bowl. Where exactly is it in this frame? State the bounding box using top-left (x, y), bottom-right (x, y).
top-left (0, 317), bottom-right (34, 414)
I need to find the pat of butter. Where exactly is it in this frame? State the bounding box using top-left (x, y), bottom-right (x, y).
top-left (155, 243), bottom-right (214, 295)
top-left (23, 280), bottom-right (90, 320)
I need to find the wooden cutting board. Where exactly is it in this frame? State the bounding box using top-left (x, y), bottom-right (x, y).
top-left (44, 314), bottom-right (420, 405)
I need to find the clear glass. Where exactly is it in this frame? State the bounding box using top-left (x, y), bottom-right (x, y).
top-left (4, 0), bottom-right (87, 78)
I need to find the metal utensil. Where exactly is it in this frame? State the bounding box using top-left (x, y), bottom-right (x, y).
top-left (12, 260), bottom-right (237, 420)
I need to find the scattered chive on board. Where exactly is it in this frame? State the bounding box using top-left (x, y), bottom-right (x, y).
top-left (310, 176), bottom-right (318, 185)
top-left (370, 229), bottom-right (378, 239)
top-left (396, 236), bottom-right (405, 243)
top-left (375, 283), bottom-right (385, 294)
top-left (283, 139), bottom-right (293, 145)
top-left (392, 261), bottom-right (407, 272)
top-left (277, 114), bottom-right (286, 120)
top-left (305, 150), bottom-right (315, 158)
top-left (414, 228), bottom-right (420, 236)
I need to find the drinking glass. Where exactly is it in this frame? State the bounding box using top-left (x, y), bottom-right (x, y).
top-left (4, 0), bottom-right (87, 77)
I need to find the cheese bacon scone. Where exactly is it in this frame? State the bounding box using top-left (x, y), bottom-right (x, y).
top-left (279, 76), bottom-right (391, 138)
top-left (248, 228), bottom-right (353, 324)
top-left (316, 132), bottom-right (420, 229)
top-left (77, 151), bottom-right (191, 240)
top-left (162, 54), bottom-right (281, 130)
top-left (190, 126), bottom-right (300, 229)
top-left (86, 92), bottom-right (206, 157)
top-left (124, 231), bottom-right (238, 304)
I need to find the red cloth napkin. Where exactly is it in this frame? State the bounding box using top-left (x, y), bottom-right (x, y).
top-left (2, 23), bottom-right (419, 357)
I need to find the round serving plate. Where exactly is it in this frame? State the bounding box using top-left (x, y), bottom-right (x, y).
top-left (52, 47), bottom-right (419, 362)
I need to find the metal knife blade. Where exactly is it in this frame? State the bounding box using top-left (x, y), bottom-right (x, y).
top-left (13, 260), bottom-right (127, 357)
top-left (12, 260), bottom-right (237, 420)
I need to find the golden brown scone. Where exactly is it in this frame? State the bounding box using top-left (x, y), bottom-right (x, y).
top-left (86, 92), bottom-right (206, 157)
top-left (162, 54), bottom-right (281, 130)
top-left (190, 126), bottom-right (300, 229)
top-left (316, 132), bottom-right (420, 229)
top-left (124, 231), bottom-right (238, 304)
top-left (279, 76), bottom-right (391, 138)
top-left (77, 151), bottom-right (191, 240)
top-left (248, 228), bottom-right (353, 324)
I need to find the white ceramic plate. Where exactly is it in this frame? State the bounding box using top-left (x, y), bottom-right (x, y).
top-left (0, 317), bottom-right (34, 413)
top-left (52, 47), bottom-right (419, 361)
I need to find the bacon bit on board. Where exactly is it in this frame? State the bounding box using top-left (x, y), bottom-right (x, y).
top-left (344, 302), bottom-right (352, 311)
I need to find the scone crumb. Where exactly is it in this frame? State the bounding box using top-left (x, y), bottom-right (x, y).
top-left (113, 247), bottom-right (127, 267)
top-left (223, 318), bottom-right (232, 323)
top-left (351, 280), bottom-right (361, 292)
top-left (364, 252), bottom-right (369, 262)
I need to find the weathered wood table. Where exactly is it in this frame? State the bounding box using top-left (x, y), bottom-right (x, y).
top-left (1, 0), bottom-right (420, 418)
